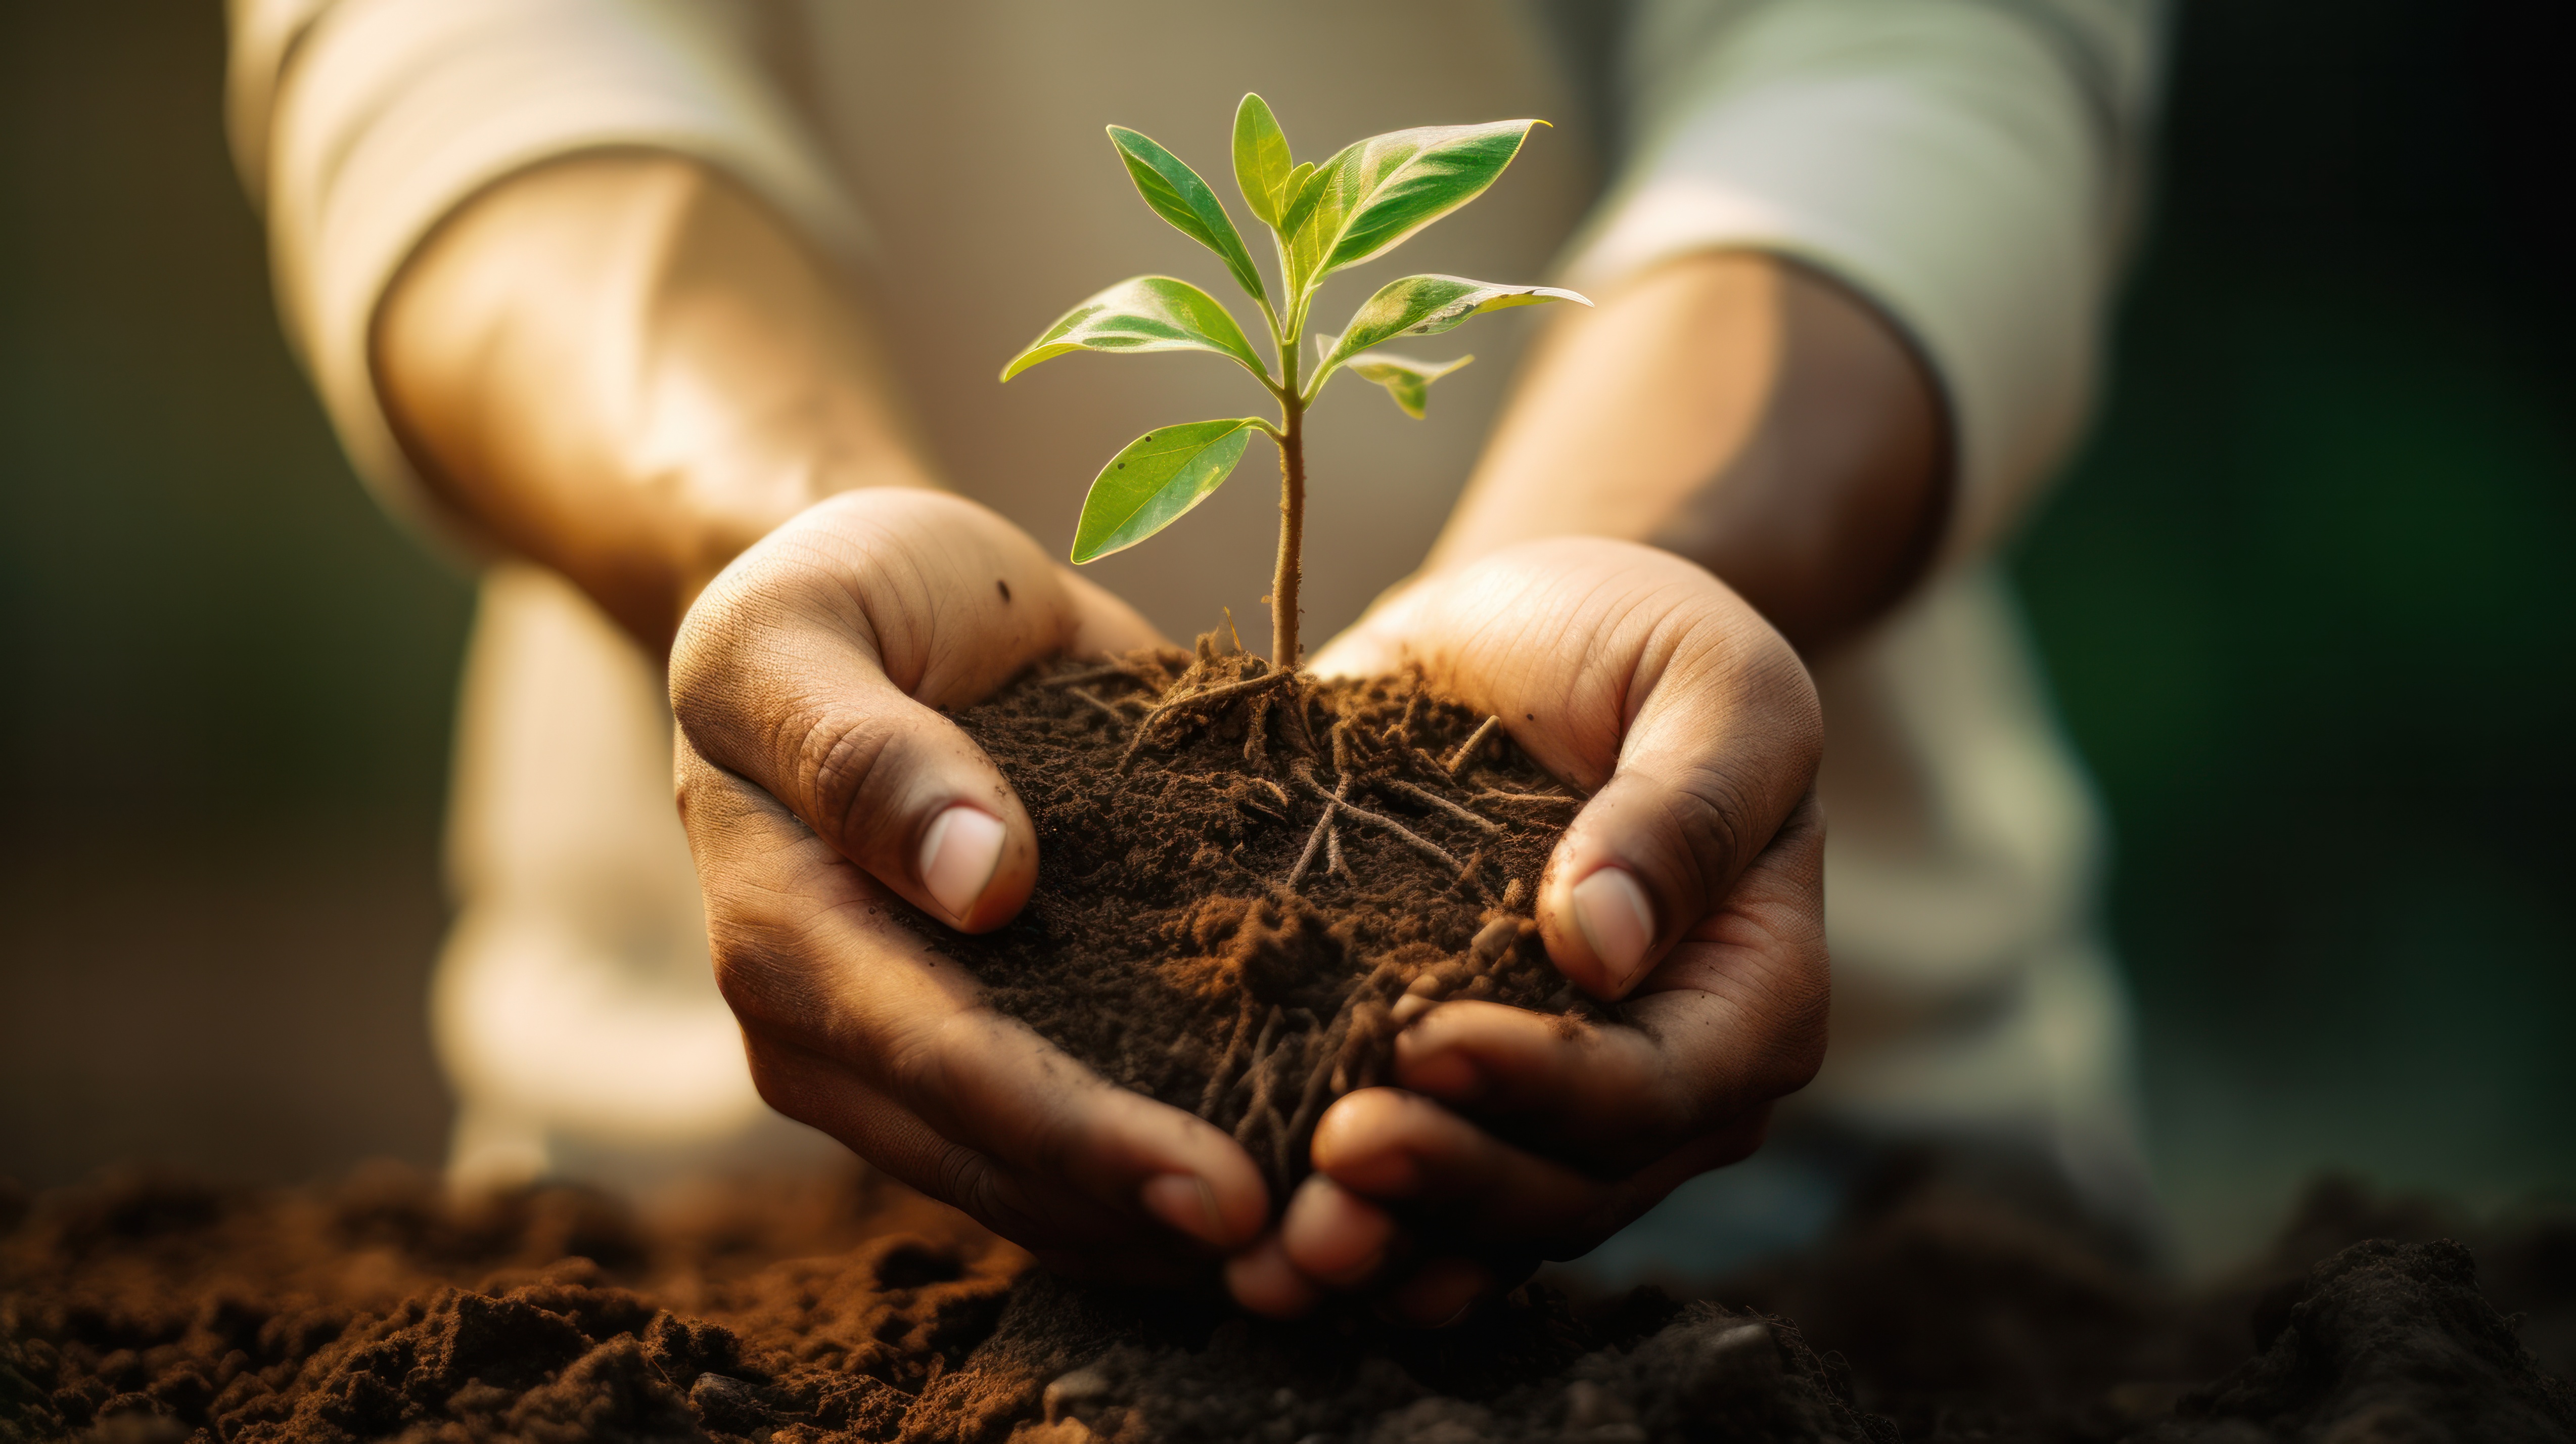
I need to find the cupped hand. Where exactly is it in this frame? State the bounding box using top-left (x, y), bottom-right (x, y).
top-left (669, 488), bottom-right (1271, 1280)
top-left (1224, 538), bottom-right (1831, 1322)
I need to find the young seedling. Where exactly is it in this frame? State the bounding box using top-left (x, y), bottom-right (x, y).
top-left (1002, 94), bottom-right (1587, 670)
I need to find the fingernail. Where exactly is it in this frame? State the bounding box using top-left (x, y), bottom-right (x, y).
top-left (1140, 1172), bottom-right (1225, 1247)
top-left (1572, 866), bottom-right (1655, 990)
top-left (919, 806), bottom-right (1006, 924)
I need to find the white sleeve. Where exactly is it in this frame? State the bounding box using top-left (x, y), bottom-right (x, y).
top-left (1563, 0), bottom-right (2168, 563)
top-left (225, 0), bottom-right (864, 551)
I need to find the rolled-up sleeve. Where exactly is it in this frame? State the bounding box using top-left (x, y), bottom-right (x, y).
top-left (226, 0), bottom-right (863, 549)
top-left (1564, 0), bottom-right (2166, 562)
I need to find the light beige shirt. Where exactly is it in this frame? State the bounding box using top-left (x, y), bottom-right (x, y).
top-left (229, 0), bottom-right (2166, 1206)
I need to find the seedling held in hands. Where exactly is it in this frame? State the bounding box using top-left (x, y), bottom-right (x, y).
top-left (1002, 94), bottom-right (1587, 668)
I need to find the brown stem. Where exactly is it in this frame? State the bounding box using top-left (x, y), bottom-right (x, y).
top-left (1271, 408), bottom-right (1305, 670)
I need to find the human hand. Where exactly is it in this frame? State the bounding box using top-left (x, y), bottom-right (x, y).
top-left (1224, 538), bottom-right (1830, 1323)
top-left (669, 488), bottom-right (1273, 1280)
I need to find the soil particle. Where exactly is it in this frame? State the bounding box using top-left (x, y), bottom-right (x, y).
top-left (930, 647), bottom-right (1598, 1196)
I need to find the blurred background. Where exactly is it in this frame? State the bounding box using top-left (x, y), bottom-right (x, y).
top-left (2, 3), bottom-right (2568, 1272)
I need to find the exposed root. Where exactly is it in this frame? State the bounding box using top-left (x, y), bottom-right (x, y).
top-left (1229, 1007), bottom-right (1284, 1109)
top-left (1443, 715), bottom-right (1502, 775)
top-left (1241, 689), bottom-right (1274, 767)
top-left (1326, 820), bottom-right (1347, 876)
top-left (1384, 777), bottom-right (1503, 835)
top-left (1158, 664), bottom-right (1294, 712)
top-left (1197, 1000), bottom-right (1259, 1117)
top-left (1391, 689), bottom-right (1424, 750)
top-left (1119, 665), bottom-right (1298, 774)
top-left (1291, 761), bottom-right (1464, 875)
top-left (1232, 1007), bottom-right (1288, 1151)
top-left (1475, 787), bottom-right (1580, 809)
top-left (1280, 1027), bottom-right (1342, 1177)
top-left (1042, 661), bottom-right (1153, 690)
top-left (1067, 686), bottom-right (1129, 732)
top-left (1286, 769), bottom-right (1351, 889)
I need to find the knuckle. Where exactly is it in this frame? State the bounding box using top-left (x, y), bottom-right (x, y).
top-left (938, 1144), bottom-right (1049, 1243)
top-left (1661, 764), bottom-right (1757, 889)
top-left (789, 709), bottom-right (895, 848)
top-left (705, 918), bottom-right (808, 1031)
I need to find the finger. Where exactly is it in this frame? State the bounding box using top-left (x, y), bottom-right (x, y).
top-left (1392, 797), bottom-right (1828, 1168)
top-left (1314, 1088), bottom-right (1773, 1270)
top-left (1276, 1175), bottom-right (1402, 1289)
top-left (1520, 554), bottom-right (1817, 999)
top-left (1308, 1089), bottom-right (1620, 1247)
top-left (672, 489), bottom-right (1081, 931)
top-left (1225, 1232), bottom-right (1326, 1320)
top-left (741, 1034), bottom-right (1218, 1288)
top-left (1318, 540), bottom-right (1820, 999)
top-left (681, 740), bottom-right (1269, 1252)
top-left (1059, 565), bottom-right (1168, 655)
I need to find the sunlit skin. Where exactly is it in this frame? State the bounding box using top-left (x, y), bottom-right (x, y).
top-left (377, 149), bottom-right (1945, 1322)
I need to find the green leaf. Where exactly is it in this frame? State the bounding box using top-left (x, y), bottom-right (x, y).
top-left (1276, 161), bottom-right (1322, 234)
top-left (1312, 274), bottom-right (1588, 389)
top-left (1071, 418), bottom-right (1266, 563)
top-left (1346, 351), bottom-right (1474, 419)
top-left (1000, 276), bottom-right (1269, 383)
top-left (1107, 126), bottom-right (1270, 309)
top-left (1284, 120), bottom-right (1543, 296)
top-left (1232, 94), bottom-right (1295, 229)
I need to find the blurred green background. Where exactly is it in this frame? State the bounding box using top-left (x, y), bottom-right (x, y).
top-left (2, 4), bottom-right (2567, 1270)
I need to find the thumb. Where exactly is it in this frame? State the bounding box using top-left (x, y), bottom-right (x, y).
top-left (671, 490), bottom-right (1078, 931)
top-left (1330, 539), bottom-right (1821, 999)
top-left (1534, 585), bottom-right (1820, 1000)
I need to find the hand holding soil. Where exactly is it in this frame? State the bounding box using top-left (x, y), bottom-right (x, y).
top-left (1236, 539), bottom-right (1829, 1321)
top-left (669, 489), bottom-right (1274, 1287)
top-left (663, 91), bottom-right (1843, 1323)
top-left (669, 487), bottom-right (1830, 1322)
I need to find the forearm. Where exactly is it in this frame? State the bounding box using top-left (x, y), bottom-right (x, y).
top-left (374, 153), bottom-right (941, 653)
top-left (1428, 252), bottom-right (1949, 654)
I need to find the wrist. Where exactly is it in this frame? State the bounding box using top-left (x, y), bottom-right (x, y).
top-left (1430, 251), bottom-right (1948, 653)
top-left (376, 152), bottom-right (944, 656)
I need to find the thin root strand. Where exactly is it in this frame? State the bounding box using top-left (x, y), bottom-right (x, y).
top-left (1443, 715), bottom-right (1502, 776)
top-left (1286, 769), bottom-right (1352, 889)
top-left (1293, 762), bottom-right (1464, 874)
top-left (1384, 778), bottom-right (1503, 835)
top-left (1067, 686), bottom-right (1129, 732)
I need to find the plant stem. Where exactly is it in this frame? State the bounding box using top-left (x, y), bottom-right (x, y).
top-left (1271, 401), bottom-right (1305, 668)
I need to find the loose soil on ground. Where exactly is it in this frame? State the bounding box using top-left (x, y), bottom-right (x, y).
top-left (14, 648), bottom-right (2569, 1441)
top-left (5, 1166), bottom-right (2570, 1442)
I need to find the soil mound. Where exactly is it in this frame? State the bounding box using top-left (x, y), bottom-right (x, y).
top-left (7, 1167), bottom-right (2571, 1443)
top-left (2151, 1238), bottom-right (2576, 1442)
top-left (930, 645), bottom-right (1593, 1194)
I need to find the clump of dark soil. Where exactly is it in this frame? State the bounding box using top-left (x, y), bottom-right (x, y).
top-left (929, 642), bottom-right (1597, 1193)
top-left (7, 1166), bottom-right (2569, 1443)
